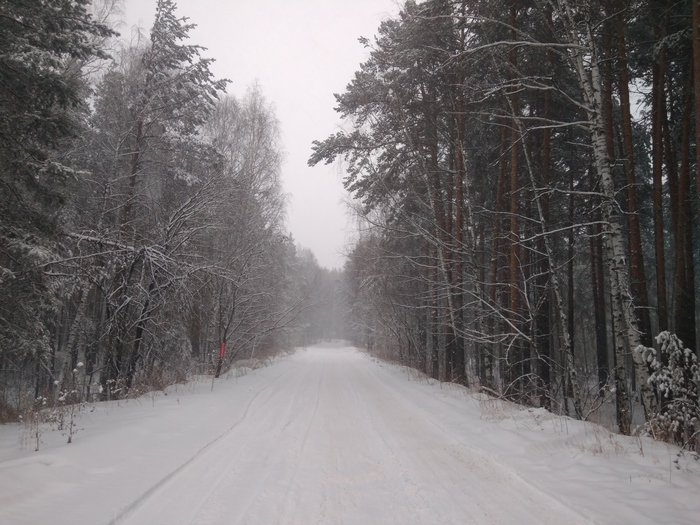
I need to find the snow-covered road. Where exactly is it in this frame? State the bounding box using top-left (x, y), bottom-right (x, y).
top-left (1, 343), bottom-right (698, 524)
top-left (115, 345), bottom-right (587, 525)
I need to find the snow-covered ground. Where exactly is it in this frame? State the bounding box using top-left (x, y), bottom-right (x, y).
top-left (0, 342), bottom-right (698, 525)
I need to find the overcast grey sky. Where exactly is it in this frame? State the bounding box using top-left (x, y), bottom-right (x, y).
top-left (122, 0), bottom-right (399, 269)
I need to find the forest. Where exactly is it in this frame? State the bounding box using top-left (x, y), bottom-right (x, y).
top-left (1, 0), bottom-right (699, 455)
top-left (0, 0), bottom-right (344, 423)
top-left (311, 0), bottom-right (700, 449)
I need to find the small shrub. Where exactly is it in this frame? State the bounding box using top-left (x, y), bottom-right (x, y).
top-left (637, 332), bottom-right (700, 451)
top-left (20, 397), bottom-right (48, 451)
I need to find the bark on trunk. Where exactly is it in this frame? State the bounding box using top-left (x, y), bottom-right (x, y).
top-left (507, 3), bottom-right (522, 396)
top-left (693, 0), bottom-right (700, 277)
top-left (651, 31), bottom-right (668, 333)
top-left (536, 68), bottom-right (552, 408)
top-left (453, 85), bottom-right (466, 385)
top-left (676, 70), bottom-right (697, 350)
top-left (617, 13), bottom-right (653, 345)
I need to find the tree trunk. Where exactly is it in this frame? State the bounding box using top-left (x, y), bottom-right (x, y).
top-left (676, 69), bottom-right (697, 350)
top-left (453, 87), bottom-right (466, 385)
top-left (430, 244), bottom-right (440, 379)
top-left (536, 67), bottom-right (552, 408)
top-left (596, 11), bottom-right (614, 395)
top-left (558, 0), bottom-right (656, 431)
top-left (125, 280), bottom-right (156, 390)
top-left (488, 123), bottom-right (510, 393)
top-left (651, 25), bottom-right (668, 333)
top-left (590, 219), bottom-right (609, 395)
top-left (566, 173), bottom-right (576, 411)
top-left (693, 0), bottom-right (700, 296)
top-left (508, 3), bottom-right (521, 397)
top-left (617, 13), bottom-right (653, 345)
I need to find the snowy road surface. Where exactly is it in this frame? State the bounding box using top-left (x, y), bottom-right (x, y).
top-left (113, 346), bottom-right (587, 525)
top-left (1, 343), bottom-right (698, 524)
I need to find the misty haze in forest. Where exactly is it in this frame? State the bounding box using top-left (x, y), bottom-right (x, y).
top-left (1, 1), bottom-right (699, 524)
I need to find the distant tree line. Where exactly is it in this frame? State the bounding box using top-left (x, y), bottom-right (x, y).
top-left (312, 0), bottom-right (700, 449)
top-left (0, 0), bottom-right (325, 420)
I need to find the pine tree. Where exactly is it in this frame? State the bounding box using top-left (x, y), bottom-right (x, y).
top-left (0, 0), bottom-right (113, 401)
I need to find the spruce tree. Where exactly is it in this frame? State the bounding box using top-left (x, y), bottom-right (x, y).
top-left (0, 0), bottom-right (113, 400)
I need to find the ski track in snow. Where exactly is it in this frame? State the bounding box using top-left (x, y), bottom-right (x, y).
top-left (109, 346), bottom-right (591, 525)
top-left (2, 342), bottom-right (698, 525)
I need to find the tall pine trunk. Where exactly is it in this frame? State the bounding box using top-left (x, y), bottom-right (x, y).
top-left (651, 23), bottom-right (669, 333)
top-left (536, 70), bottom-right (552, 408)
top-left (693, 0), bottom-right (700, 297)
top-left (616, 13), bottom-right (653, 346)
top-left (507, 3), bottom-right (522, 397)
top-left (676, 69), bottom-right (697, 350)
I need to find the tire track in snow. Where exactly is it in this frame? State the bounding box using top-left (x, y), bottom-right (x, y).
top-left (189, 356), bottom-right (324, 525)
top-left (349, 359), bottom-right (439, 523)
top-left (275, 369), bottom-right (323, 521)
top-left (106, 361), bottom-right (298, 525)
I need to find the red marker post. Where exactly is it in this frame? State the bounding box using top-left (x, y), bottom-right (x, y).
top-left (214, 342), bottom-right (226, 379)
